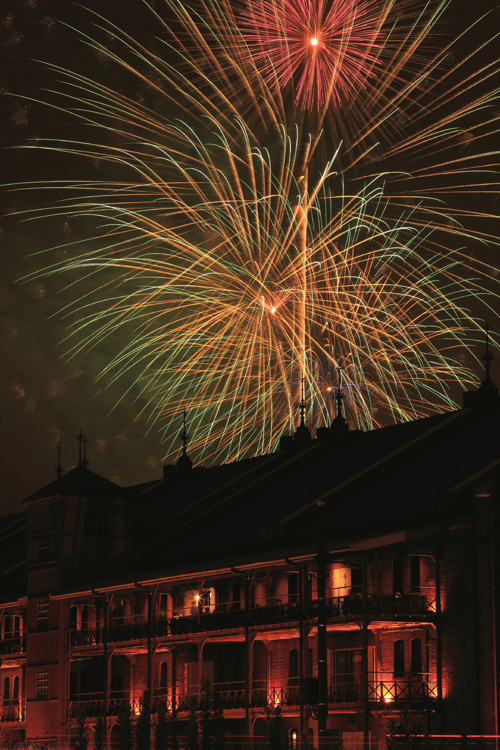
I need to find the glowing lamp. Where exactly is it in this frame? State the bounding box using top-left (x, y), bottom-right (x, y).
top-left (195, 593), bottom-right (200, 602)
top-left (383, 690), bottom-right (393, 703)
top-left (134, 704), bottom-right (141, 715)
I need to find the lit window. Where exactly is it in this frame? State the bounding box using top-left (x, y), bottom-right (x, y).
top-left (36, 668), bottom-right (49, 700)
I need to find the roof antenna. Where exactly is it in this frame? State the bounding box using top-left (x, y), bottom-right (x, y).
top-left (331, 366), bottom-right (349, 437)
top-left (78, 428), bottom-right (83, 467)
top-left (335, 367), bottom-right (344, 420)
top-left (55, 441), bottom-right (63, 479)
top-left (483, 321), bottom-right (493, 383)
top-left (82, 434), bottom-right (89, 469)
top-left (177, 409), bottom-right (193, 472)
top-left (299, 376), bottom-right (307, 427)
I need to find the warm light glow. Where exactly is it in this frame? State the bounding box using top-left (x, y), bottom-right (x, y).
top-left (195, 593), bottom-right (200, 602)
top-left (271, 306), bottom-right (277, 314)
top-left (382, 688), bottom-right (394, 703)
top-left (310, 37), bottom-right (318, 46)
top-left (327, 386), bottom-right (333, 391)
top-left (134, 704), bottom-right (141, 715)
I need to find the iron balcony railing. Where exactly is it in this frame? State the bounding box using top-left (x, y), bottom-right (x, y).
top-left (69, 587), bottom-right (436, 647)
top-left (0, 636), bottom-right (26, 655)
top-left (69, 677), bottom-right (438, 719)
top-left (0, 702), bottom-right (26, 723)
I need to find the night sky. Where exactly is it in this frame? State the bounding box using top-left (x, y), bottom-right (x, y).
top-left (1, 1), bottom-right (173, 513)
top-left (1, 0), bottom-right (499, 516)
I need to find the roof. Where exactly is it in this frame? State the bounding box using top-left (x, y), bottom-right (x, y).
top-left (23, 464), bottom-right (124, 503)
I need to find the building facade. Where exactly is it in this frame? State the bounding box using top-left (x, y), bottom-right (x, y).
top-left (1, 377), bottom-right (500, 749)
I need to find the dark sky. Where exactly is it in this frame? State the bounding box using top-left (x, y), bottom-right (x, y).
top-left (0, 0), bottom-right (499, 515)
top-left (0, 0), bottom-right (175, 514)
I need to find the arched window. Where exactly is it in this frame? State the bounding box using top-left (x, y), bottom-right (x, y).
top-left (13, 676), bottom-right (19, 701)
top-left (393, 640), bottom-right (405, 678)
top-left (3, 677), bottom-right (9, 704)
top-left (411, 638), bottom-right (422, 675)
top-left (160, 661), bottom-right (168, 689)
top-left (4, 616), bottom-right (12, 638)
top-left (288, 649), bottom-right (299, 686)
top-left (13, 616), bottom-right (21, 638)
top-left (81, 605), bottom-right (89, 631)
top-left (69, 606), bottom-right (78, 629)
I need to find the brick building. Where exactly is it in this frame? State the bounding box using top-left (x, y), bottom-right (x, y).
top-left (1, 369), bottom-right (500, 749)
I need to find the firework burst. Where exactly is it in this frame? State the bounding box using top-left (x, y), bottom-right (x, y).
top-left (240, 0), bottom-right (382, 110)
top-left (11, 0), bottom-right (500, 466)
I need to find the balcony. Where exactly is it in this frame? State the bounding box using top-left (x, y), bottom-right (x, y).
top-left (0, 636), bottom-right (26, 656)
top-left (326, 587), bottom-right (436, 619)
top-left (69, 586), bottom-right (436, 648)
top-left (1, 702), bottom-right (25, 723)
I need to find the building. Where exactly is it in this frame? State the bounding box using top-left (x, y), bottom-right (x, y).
top-left (1, 364), bottom-right (500, 750)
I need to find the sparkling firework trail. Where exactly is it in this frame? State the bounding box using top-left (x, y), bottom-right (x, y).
top-left (11, 0), bottom-right (500, 465)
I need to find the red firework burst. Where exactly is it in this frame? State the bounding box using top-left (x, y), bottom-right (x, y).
top-left (240, 0), bottom-right (382, 111)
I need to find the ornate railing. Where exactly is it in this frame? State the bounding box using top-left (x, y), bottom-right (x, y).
top-left (0, 703), bottom-right (25, 722)
top-left (0, 637), bottom-right (26, 655)
top-left (69, 588), bottom-right (436, 647)
top-left (369, 680), bottom-right (438, 703)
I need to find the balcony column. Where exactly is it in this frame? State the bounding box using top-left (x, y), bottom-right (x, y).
top-left (435, 546), bottom-right (443, 711)
top-left (171, 647), bottom-right (178, 711)
top-left (362, 554), bottom-right (370, 746)
top-left (197, 639), bottom-right (205, 698)
top-left (244, 573), bottom-right (250, 738)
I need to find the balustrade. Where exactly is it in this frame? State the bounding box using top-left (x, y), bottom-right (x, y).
top-left (69, 586), bottom-right (436, 647)
top-left (0, 703), bottom-right (25, 723)
top-left (0, 636), bottom-right (26, 655)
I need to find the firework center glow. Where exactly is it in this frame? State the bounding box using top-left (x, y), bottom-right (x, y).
top-left (310, 37), bottom-right (318, 46)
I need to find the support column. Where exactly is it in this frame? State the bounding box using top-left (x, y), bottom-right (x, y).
top-left (316, 502), bottom-right (328, 747)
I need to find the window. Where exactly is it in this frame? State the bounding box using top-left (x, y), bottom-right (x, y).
top-left (288, 649), bottom-right (299, 687)
top-left (288, 573), bottom-right (299, 604)
top-left (36, 668), bottom-right (49, 700)
top-left (81, 605), bottom-right (89, 631)
top-left (13, 676), bottom-right (19, 701)
top-left (351, 567), bottom-right (362, 594)
top-left (335, 650), bottom-right (362, 701)
top-left (393, 640), bottom-right (405, 678)
top-left (3, 616), bottom-right (12, 638)
top-left (84, 514), bottom-right (110, 538)
top-left (393, 559), bottom-right (404, 596)
top-left (37, 540), bottom-right (52, 563)
top-left (411, 638), bottom-right (422, 675)
top-left (3, 677), bottom-right (9, 704)
top-left (36, 599), bottom-right (50, 632)
top-left (410, 557), bottom-right (421, 593)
